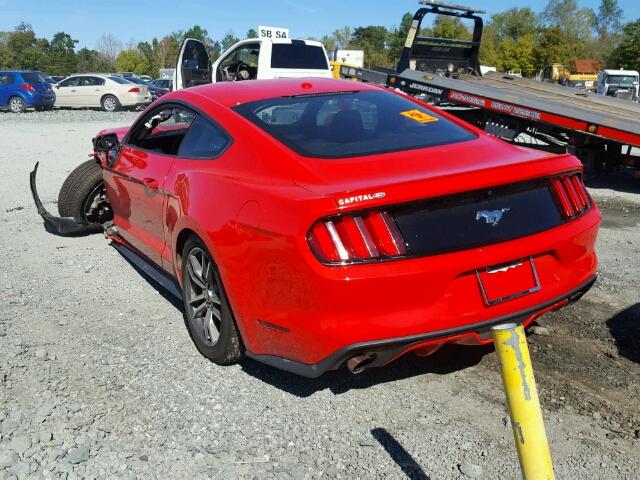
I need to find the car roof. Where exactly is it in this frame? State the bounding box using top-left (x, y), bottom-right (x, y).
top-left (183, 77), bottom-right (379, 108)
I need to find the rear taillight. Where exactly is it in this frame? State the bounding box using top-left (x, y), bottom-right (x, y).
top-left (550, 173), bottom-right (590, 219)
top-left (308, 211), bottom-right (408, 264)
top-left (19, 83), bottom-right (35, 92)
top-left (128, 87), bottom-right (140, 93)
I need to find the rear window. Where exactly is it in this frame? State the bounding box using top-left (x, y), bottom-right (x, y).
top-left (233, 90), bottom-right (475, 158)
top-left (271, 43), bottom-right (328, 70)
top-left (21, 72), bottom-right (48, 83)
top-left (108, 76), bottom-right (133, 84)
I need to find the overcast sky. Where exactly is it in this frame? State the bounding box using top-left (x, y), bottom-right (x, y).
top-left (1, 0), bottom-right (639, 49)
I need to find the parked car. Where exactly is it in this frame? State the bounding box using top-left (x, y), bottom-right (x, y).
top-left (596, 69), bottom-right (639, 102)
top-left (122, 75), bottom-right (168, 101)
top-left (150, 78), bottom-right (173, 90)
top-left (31, 78), bottom-right (600, 377)
top-left (50, 75), bottom-right (66, 83)
top-left (53, 74), bottom-right (151, 111)
top-left (0, 70), bottom-right (56, 112)
top-left (139, 75), bottom-right (152, 81)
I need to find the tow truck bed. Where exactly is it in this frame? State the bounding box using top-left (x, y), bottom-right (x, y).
top-left (395, 69), bottom-right (640, 146)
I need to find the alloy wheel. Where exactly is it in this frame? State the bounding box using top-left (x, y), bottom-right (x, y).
top-left (184, 247), bottom-right (222, 346)
top-left (103, 97), bottom-right (117, 111)
top-left (9, 98), bottom-right (23, 113)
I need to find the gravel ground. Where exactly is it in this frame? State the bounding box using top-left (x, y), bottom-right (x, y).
top-left (0, 110), bottom-right (639, 479)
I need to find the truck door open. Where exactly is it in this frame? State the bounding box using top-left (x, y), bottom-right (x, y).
top-left (174, 38), bottom-right (212, 91)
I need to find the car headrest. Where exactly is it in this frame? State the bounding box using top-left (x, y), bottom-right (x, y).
top-left (329, 110), bottom-right (364, 142)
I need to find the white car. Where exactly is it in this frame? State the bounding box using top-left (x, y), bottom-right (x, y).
top-left (53, 74), bottom-right (151, 111)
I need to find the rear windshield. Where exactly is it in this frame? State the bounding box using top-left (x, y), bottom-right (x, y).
top-left (233, 90), bottom-right (475, 158)
top-left (21, 72), bottom-right (48, 83)
top-left (271, 43), bottom-right (328, 70)
top-left (108, 76), bottom-right (133, 84)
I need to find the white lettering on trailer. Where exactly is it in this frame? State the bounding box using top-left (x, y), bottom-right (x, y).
top-left (337, 192), bottom-right (386, 206)
top-left (490, 101), bottom-right (542, 121)
top-left (408, 82), bottom-right (444, 96)
top-left (449, 91), bottom-right (486, 107)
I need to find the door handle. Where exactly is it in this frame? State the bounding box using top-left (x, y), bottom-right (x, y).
top-left (142, 177), bottom-right (160, 190)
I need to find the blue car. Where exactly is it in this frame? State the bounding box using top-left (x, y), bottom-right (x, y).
top-left (0, 71), bottom-right (56, 113)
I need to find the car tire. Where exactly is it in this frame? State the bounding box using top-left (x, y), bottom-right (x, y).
top-left (181, 236), bottom-right (243, 365)
top-left (8, 97), bottom-right (26, 113)
top-left (57, 159), bottom-right (113, 225)
top-left (101, 95), bottom-right (121, 112)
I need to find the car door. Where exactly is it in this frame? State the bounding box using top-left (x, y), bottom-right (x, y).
top-left (76, 76), bottom-right (106, 106)
top-left (0, 74), bottom-right (9, 107)
top-left (54, 76), bottom-right (81, 106)
top-left (102, 103), bottom-right (197, 265)
top-left (174, 38), bottom-right (212, 90)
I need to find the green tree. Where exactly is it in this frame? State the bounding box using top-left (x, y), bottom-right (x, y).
top-left (44, 32), bottom-right (78, 75)
top-left (596, 0), bottom-right (623, 39)
top-left (221, 31), bottom-right (240, 52)
top-left (542, 0), bottom-right (595, 41)
top-left (387, 12), bottom-right (413, 64)
top-left (116, 49), bottom-right (148, 75)
top-left (610, 19), bottom-right (640, 70)
top-left (246, 29), bottom-right (258, 39)
top-left (428, 15), bottom-right (471, 39)
top-left (351, 25), bottom-right (390, 68)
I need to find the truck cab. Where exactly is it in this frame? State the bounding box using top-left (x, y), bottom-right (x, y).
top-left (596, 69), bottom-right (639, 101)
top-left (173, 37), bottom-right (332, 90)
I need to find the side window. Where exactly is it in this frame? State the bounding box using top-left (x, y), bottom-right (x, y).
top-left (177, 115), bottom-right (231, 159)
top-left (182, 41), bottom-right (209, 70)
top-left (82, 77), bottom-right (105, 86)
top-left (59, 77), bottom-right (80, 87)
top-left (128, 105), bottom-right (196, 155)
top-left (218, 43), bottom-right (260, 81)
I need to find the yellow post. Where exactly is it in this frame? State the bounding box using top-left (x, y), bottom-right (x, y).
top-left (492, 323), bottom-right (555, 480)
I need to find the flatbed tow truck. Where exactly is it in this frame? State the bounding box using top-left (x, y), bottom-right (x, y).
top-left (340, 0), bottom-right (640, 174)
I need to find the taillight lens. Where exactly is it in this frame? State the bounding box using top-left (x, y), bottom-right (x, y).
top-left (550, 173), bottom-right (590, 219)
top-left (20, 83), bottom-right (35, 92)
top-left (128, 87), bottom-right (140, 93)
top-left (308, 211), bottom-right (408, 264)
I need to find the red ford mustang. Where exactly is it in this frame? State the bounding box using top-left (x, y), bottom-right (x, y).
top-left (31, 78), bottom-right (600, 377)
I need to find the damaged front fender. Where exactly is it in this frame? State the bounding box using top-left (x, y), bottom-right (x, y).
top-left (29, 162), bottom-right (103, 237)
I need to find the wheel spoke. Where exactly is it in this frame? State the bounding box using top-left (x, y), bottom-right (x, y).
top-left (187, 260), bottom-right (206, 290)
top-left (192, 300), bottom-right (207, 319)
top-left (188, 293), bottom-right (205, 306)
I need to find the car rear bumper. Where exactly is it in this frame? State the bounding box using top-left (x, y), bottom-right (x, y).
top-left (120, 93), bottom-right (151, 107)
top-left (25, 92), bottom-right (56, 107)
top-left (246, 275), bottom-right (596, 377)
top-left (234, 206), bottom-right (600, 375)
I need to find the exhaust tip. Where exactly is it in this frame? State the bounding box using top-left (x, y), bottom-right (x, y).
top-left (346, 353), bottom-right (377, 374)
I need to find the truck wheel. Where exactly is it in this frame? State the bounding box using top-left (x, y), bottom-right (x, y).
top-left (57, 159), bottom-right (113, 225)
top-left (181, 236), bottom-right (243, 365)
top-left (101, 95), bottom-right (121, 112)
top-left (9, 97), bottom-right (26, 113)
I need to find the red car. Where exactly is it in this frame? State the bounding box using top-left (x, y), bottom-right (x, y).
top-left (31, 78), bottom-right (600, 377)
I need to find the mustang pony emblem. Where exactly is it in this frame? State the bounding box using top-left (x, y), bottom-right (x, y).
top-left (475, 208), bottom-right (510, 226)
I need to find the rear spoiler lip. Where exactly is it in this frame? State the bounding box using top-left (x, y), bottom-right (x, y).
top-left (29, 162), bottom-right (103, 237)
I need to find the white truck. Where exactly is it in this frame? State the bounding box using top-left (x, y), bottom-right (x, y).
top-left (173, 37), bottom-right (332, 90)
top-left (596, 69), bottom-right (639, 102)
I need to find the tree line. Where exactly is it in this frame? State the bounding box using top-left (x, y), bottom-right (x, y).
top-left (0, 0), bottom-right (638, 79)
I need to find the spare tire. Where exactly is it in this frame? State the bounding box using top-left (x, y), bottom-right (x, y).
top-left (57, 159), bottom-right (113, 225)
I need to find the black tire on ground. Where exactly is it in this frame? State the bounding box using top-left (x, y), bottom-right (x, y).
top-left (181, 235), bottom-right (243, 365)
top-left (57, 159), bottom-right (109, 224)
top-left (101, 94), bottom-right (121, 112)
top-left (9, 96), bottom-right (26, 113)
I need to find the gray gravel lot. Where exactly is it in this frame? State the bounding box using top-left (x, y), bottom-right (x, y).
top-left (0, 109), bottom-right (639, 479)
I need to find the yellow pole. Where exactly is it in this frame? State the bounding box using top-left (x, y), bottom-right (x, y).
top-left (492, 323), bottom-right (555, 480)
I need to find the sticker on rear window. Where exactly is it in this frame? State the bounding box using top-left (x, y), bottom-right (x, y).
top-left (400, 109), bottom-right (439, 123)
